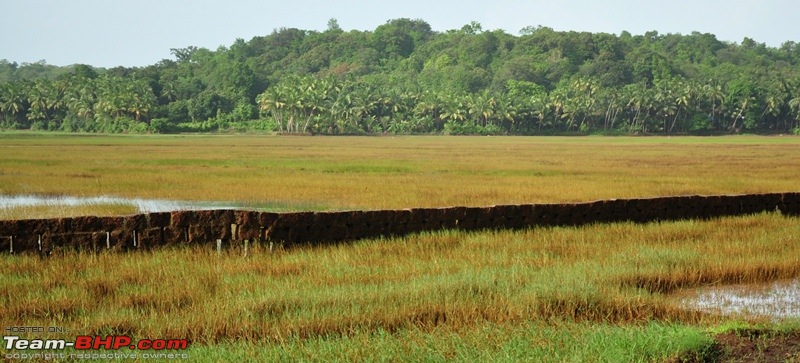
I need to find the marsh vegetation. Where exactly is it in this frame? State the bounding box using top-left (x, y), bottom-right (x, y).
top-left (2, 134), bottom-right (800, 361)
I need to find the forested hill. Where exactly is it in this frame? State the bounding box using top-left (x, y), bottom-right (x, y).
top-left (2, 19), bottom-right (800, 135)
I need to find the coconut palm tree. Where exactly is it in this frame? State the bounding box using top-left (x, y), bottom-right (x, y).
top-left (0, 83), bottom-right (26, 125)
top-left (256, 86), bottom-right (288, 132)
top-left (26, 79), bottom-right (52, 123)
top-left (789, 95), bottom-right (800, 130)
top-left (702, 82), bottom-right (724, 130)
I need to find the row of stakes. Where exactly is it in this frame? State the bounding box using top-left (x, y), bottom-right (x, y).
top-left (2, 226), bottom-right (279, 257)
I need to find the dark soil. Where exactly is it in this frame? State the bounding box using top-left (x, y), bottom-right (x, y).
top-left (677, 329), bottom-right (800, 362)
top-left (712, 329), bottom-right (800, 362)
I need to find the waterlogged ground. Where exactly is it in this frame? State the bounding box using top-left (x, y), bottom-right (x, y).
top-left (0, 194), bottom-right (329, 219)
top-left (677, 279), bottom-right (800, 320)
top-left (0, 194), bottom-right (238, 212)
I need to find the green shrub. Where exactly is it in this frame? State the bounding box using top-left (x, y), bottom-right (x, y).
top-left (149, 118), bottom-right (174, 133)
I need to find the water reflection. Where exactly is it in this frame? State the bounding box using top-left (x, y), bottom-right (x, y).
top-left (679, 279), bottom-right (800, 319)
top-left (0, 194), bottom-right (239, 213)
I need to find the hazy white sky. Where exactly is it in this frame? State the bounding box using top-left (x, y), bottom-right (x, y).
top-left (1, 0), bottom-right (797, 68)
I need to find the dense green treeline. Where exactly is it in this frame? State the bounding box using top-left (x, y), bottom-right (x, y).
top-left (2, 19), bottom-right (800, 134)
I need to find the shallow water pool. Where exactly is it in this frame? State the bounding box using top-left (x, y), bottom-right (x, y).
top-left (678, 279), bottom-right (800, 320)
top-left (0, 194), bottom-right (238, 213)
top-left (0, 194), bottom-right (332, 220)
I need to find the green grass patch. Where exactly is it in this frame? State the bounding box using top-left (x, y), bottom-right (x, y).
top-left (185, 322), bottom-right (712, 362)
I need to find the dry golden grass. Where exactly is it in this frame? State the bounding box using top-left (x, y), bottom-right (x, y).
top-left (2, 213), bottom-right (798, 346)
top-left (2, 133), bottom-right (800, 360)
top-left (1, 134), bottom-right (799, 217)
top-left (0, 204), bottom-right (137, 220)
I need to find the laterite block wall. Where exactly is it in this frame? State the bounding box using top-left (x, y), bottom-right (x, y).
top-left (1, 193), bottom-right (798, 254)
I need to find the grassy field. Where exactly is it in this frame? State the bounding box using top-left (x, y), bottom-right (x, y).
top-left (1, 133), bottom-right (800, 217)
top-left (2, 133), bottom-right (800, 361)
top-left (3, 214), bottom-right (800, 361)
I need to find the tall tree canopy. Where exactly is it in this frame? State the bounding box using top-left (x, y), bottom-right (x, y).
top-left (2, 19), bottom-right (800, 135)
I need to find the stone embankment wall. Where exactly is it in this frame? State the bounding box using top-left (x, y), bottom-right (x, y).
top-left (1, 193), bottom-right (799, 254)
